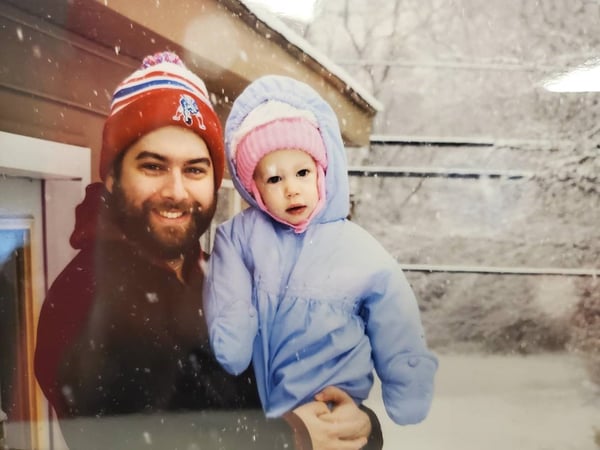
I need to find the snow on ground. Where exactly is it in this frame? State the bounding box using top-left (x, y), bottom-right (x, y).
top-left (364, 352), bottom-right (600, 450)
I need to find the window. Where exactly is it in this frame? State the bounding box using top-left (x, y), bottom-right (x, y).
top-left (0, 221), bottom-right (38, 450)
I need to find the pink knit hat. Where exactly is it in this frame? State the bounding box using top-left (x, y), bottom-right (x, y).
top-left (232, 101), bottom-right (328, 192)
top-left (231, 100), bottom-right (328, 232)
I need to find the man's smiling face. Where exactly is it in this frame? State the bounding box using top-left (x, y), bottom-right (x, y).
top-left (107, 125), bottom-right (216, 259)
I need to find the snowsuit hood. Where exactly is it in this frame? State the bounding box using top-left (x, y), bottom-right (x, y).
top-left (225, 75), bottom-right (350, 228)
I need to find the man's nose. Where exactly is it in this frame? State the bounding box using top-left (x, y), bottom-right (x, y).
top-left (161, 170), bottom-right (188, 201)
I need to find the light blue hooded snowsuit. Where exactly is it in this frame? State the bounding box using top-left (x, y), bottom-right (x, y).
top-left (203, 75), bottom-right (438, 424)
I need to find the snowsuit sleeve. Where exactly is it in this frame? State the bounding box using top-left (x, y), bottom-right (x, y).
top-left (363, 263), bottom-right (438, 425)
top-left (203, 221), bottom-right (259, 375)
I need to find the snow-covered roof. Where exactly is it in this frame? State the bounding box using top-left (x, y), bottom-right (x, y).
top-left (226, 0), bottom-right (383, 114)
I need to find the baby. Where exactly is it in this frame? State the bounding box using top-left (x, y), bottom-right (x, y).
top-left (203, 75), bottom-right (438, 424)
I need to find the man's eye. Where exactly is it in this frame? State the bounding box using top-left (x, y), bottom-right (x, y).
top-left (267, 176), bottom-right (281, 184)
top-left (140, 163), bottom-right (164, 172)
top-left (297, 169), bottom-right (310, 177)
top-left (186, 167), bottom-right (207, 176)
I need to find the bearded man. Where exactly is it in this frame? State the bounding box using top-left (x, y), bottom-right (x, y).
top-left (34, 52), bottom-right (383, 450)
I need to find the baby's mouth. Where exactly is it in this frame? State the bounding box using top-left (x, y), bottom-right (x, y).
top-left (286, 204), bottom-right (306, 215)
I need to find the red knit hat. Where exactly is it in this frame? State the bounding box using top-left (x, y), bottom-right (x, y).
top-left (100, 51), bottom-right (225, 188)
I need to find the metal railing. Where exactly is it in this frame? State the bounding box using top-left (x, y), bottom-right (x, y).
top-left (349, 135), bottom-right (598, 279)
top-left (398, 263), bottom-right (599, 277)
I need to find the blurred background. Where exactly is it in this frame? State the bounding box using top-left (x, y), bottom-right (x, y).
top-left (1, 0), bottom-right (599, 449)
top-left (249, 1), bottom-right (600, 448)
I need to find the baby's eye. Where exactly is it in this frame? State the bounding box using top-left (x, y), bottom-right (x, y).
top-left (297, 169), bottom-right (310, 177)
top-left (267, 175), bottom-right (281, 184)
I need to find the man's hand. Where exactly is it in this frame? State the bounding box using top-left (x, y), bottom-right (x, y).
top-left (316, 386), bottom-right (371, 441)
top-left (292, 386), bottom-right (370, 450)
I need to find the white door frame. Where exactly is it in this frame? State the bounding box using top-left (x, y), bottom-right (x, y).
top-left (0, 131), bottom-right (90, 283)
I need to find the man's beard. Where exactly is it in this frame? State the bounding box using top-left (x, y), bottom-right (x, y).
top-left (108, 182), bottom-right (216, 260)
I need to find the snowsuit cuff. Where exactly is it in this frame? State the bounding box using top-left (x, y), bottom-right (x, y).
top-left (360, 404), bottom-right (384, 449)
top-left (283, 411), bottom-right (312, 450)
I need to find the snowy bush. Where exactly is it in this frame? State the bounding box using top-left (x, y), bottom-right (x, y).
top-left (412, 273), bottom-right (571, 354)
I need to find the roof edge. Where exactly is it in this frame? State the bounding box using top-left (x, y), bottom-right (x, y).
top-left (219, 0), bottom-right (383, 116)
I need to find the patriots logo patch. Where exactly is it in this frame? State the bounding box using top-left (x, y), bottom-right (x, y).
top-left (173, 94), bottom-right (206, 129)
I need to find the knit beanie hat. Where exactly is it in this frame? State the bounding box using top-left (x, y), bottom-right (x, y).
top-left (231, 100), bottom-right (328, 191)
top-left (230, 100), bottom-right (328, 232)
top-left (100, 51), bottom-right (225, 188)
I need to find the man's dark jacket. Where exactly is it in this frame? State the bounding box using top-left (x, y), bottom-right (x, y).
top-left (34, 183), bottom-right (383, 450)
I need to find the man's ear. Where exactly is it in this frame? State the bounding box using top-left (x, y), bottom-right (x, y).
top-left (105, 171), bottom-right (115, 194)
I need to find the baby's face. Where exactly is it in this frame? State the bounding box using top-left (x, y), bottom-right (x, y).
top-left (253, 148), bottom-right (319, 225)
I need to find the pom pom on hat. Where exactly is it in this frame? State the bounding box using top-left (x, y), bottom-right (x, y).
top-left (231, 100), bottom-right (328, 193)
top-left (100, 51), bottom-right (225, 188)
